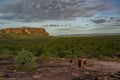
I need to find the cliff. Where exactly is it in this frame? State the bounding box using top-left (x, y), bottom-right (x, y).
top-left (0, 27), bottom-right (49, 38)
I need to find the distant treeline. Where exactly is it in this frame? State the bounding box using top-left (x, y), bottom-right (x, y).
top-left (0, 36), bottom-right (120, 59)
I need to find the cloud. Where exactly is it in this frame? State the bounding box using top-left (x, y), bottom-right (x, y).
top-left (90, 16), bottom-right (120, 24)
top-left (92, 26), bottom-right (120, 30)
top-left (117, 10), bottom-right (120, 14)
top-left (90, 19), bottom-right (120, 31)
top-left (90, 19), bottom-right (106, 24)
top-left (0, 0), bottom-right (110, 21)
top-left (43, 24), bottom-right (72, 27)
top-left (108, 17), bottom-right (120, 23)
top-left (114, 18), bottom-right (120, 22)
top-left (0, 22), bottom-right (11, 24)
top-left (89, 16), bottom-right (120, 32)
top-left (0, 13), bottom-right (15, 19)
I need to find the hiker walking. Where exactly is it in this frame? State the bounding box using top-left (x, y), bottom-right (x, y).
top-left (82, 56), bottom-right (87, 70)
top-left (69, 59), bottom-right (73, 66)
top-left (78, 57), bottom-right (83, 70)
top-left (78, 56), bottom-right (87, 70)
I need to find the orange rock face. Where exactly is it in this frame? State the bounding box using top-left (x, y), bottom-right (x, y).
top-left (0, 27), bottom-right (49, 38)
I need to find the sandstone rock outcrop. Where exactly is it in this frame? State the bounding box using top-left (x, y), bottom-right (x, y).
top-left (0, 27), bottom-right (49, 38)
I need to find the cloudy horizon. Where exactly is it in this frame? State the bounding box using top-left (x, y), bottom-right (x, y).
top-left (0, 0), bottom-right (120, 35)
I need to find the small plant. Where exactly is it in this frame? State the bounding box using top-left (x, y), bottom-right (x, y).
top-left (14, 49), bottom-right (37, 72)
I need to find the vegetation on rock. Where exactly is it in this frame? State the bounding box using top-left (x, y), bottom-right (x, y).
top-left (14, 49), bottom-right (37, 71)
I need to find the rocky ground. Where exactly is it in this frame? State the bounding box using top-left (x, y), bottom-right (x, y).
top-left (0, 57), bottom-right (120, 80)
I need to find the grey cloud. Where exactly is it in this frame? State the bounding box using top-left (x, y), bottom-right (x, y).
top-left (114, 24), bottom-right (120, 26)
top-left (108, 17), bottom-right (120, 22)
top-left (89, 16), bottom-right (120, 31)
top-left (0, 22), bottom-right (11, 24)
top-left (43, 24), bottom-right (72, 27)
top-left (90, 17), bottom-right (120, 24)
top-left (0, 0), bottom-right (110, 21)
top-left (90, 19), bottom-right (106, 24)
top-left (114, 19), bottom-right (120, 22)
top-left (92, 26), bottom-right (120, 31)
top-left (0, 13), bottom-right (15, 19)
top-left (110, 17), bottom-right (115, 20)
top-left (118, 10), bottom-right (120, 14)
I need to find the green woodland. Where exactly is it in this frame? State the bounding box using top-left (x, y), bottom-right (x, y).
top-left (0, 36), bottom-right (120, 59)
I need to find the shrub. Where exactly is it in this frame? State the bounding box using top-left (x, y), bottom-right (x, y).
top-left (0, 48), bottom-right (11, 57)
top-left (35, 48), bottom-right (43, 56)
top-left (14, 49), bottom-right (37, 72)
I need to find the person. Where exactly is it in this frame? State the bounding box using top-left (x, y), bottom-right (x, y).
top-left (78, 56), bottom-right (87, 70)
top-left (69, 59), bottom-right (73, 66)
top-left (82, 57), bottom-right (87, 70)
top-left (78, 57), bottom-right (83, 70)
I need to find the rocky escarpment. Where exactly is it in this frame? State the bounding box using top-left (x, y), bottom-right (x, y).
top-left (0, 27), bottom-right (49, 38)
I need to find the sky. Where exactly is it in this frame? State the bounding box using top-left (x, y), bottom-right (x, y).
top-left (0, 0), bottom-right (120, 35)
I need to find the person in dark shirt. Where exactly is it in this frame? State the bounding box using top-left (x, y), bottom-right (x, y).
top-left (70, 59), bottom-right (73, 66)
top-left (78, 57), bottom-right (83, 70)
